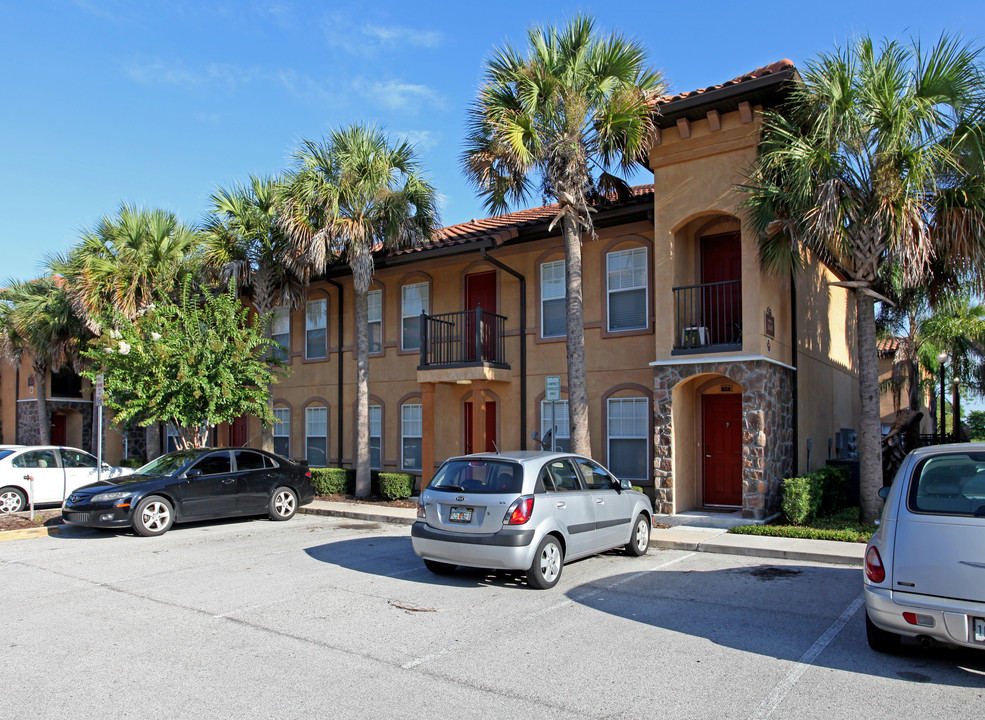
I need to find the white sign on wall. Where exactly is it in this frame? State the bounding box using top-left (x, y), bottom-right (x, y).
top-left (545, 375), bottom-right (561, 402)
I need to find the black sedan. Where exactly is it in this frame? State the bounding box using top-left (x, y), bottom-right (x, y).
top-left (62, 448), bottom-right (315, 536)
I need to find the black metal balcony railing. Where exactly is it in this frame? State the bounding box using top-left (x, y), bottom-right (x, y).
top-left (419, 306), bottom-right (509, 370)
top-left (673, 279), bottom-right (742, 351)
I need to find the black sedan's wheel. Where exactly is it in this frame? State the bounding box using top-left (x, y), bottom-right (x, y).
top-left (625, 513), bottom-right (650, 556)
top-left (424, 559), bottom-right (457, 575)
top-left (865, 610), bottom-right (902, 653)
top-left (268, 487), bottom-right (298, 521)
top-left (0, 487), bottom-right (27, 514)
top-left (132, 496), bottom-right (174, 537)
top-left (527, 535), bottom-right (564, 589)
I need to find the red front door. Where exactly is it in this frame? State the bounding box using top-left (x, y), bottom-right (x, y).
top-left (702, 394), bottom-right (742, 506)
top-left (700, 232), bottom-right (741, 345)
top-left (463, 401), bottom-right (497, 454)
top-left (231, 416), bottom-right (248, 447)
top-left (50, 414), bottom-right (67, 446)
top-left (465, 271), bottom-right (497, 361)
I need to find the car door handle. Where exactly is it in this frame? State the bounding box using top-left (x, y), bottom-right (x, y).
top-left (596, 499), bottom-right (604, 504)
top-left (556, 502), bottom-right (566, 508)
top-left (705, 454), bottom-right (712, 458)
top-left (222, 478), bottom-right (235, 484)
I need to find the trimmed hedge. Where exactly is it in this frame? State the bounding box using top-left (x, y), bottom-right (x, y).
top-left (781, 465), bottom-right (849, 525)
top-left (309, 467), bottom-right (416, 500)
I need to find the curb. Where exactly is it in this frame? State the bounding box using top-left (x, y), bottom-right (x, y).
top-left (300, 506), bottom-right (415, 526)
top-left (651, 533), bottom-right (864, 567)
top-left (0, 526), bottom-right (62, 542)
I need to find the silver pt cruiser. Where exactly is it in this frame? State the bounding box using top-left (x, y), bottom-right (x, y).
top-left (411, 451), bottom-right (653, 589)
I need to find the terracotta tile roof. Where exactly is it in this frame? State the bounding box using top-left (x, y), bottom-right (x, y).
top-left (652, 59), bottom-right (795, 108)
top-left (387, 184), bottom-right (654, 258)
top-left (877, 337), bottom-right (902, 356)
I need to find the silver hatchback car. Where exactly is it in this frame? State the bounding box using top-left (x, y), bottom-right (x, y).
top-left (411, 451), bottom-right (653, 589)
top-left (864, 443), bottom-right (985, 652)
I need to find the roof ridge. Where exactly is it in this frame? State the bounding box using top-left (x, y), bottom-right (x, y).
top-left (654, 58), bottom-right (795, 107)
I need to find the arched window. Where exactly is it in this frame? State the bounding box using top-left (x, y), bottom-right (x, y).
top-left (607, 397), bottom-right (648, 480)
top-left (273, 406), bottom-right (290, 457)
top-left (305, 405), bottom-right (328, 466)
top-left (401, 402), bottom-right (422, 470)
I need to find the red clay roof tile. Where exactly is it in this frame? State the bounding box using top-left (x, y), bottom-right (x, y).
top-left (652, 59), bottom-right (795, 108)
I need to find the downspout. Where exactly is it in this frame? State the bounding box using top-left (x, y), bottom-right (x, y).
top-left (481, 248), bottom-right (527, 450)
top-left (790, 274), bottom-right (799, 473)
top-left (14, 363), bottom-right (20, 443)
top-left (326, 278), bottom-right (345, 464)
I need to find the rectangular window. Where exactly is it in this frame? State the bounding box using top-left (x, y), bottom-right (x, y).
top-left (401, 403), bottom-right (422, 471)
top-left (306, 298), bottom-right (328, 359)
top-left (369, 404), bottom-right (382, 470)
top-left (607, 397), bottom-right (648, 480)
top-left (541, 261), bottom-right (566, 338)
top-left (401, 283), bottom-right (429, 351)
top-left (607, 247), bottom-right (648, 331)
top-left (273, 408), bottom-right (290, 458)
top-left (540, 399), bottom-right (570, 453)
top-left (305, 406), bottom-right (328, 467)
top-left (271, 306), bottom-right (290, 362)
top-left (368, 289), bottom-right (382, 353)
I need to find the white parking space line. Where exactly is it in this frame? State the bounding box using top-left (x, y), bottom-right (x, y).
top-left (401, 550), bottom-right (696, 670)
top-left (748, 592), bottom-right (865, 720)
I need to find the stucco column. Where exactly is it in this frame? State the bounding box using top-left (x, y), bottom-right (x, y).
top-left (421, 382), bottom-right (436, 489)
top-left (471, 380), bottom-right (488, 455)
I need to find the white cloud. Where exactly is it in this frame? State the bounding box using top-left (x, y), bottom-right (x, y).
top-left (361, 24), bottom-right (443, 49)
top-left (397, 130), bottom-right (441, 151)
top-left (125, 59), bottom-right (260, 92)
top-left (322, 14), bottom-right (443, 55)
top-left (364, 80), bottom-right (445, 113)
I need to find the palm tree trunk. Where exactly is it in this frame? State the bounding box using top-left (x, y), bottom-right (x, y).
top-left (254, 274), bottom-right (276, 454)
top-left (857, 292), bottom-right (883, 522)
top-left (561, 215), bottom-right (591, 456)
top-left (34, 359), bottom-right (51, 445)
top-left (351, 245), bottom-right (373, 497)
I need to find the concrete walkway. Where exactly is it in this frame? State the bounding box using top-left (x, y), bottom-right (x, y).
top-left (298, 500), bottom-right (866, 568)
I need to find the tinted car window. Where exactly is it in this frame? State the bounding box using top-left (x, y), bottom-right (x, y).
top-left (575, 458), bottom-right (614, 490)
top-left (234, 451), bottom-right (266, 471)
top-left (134, 450), bottom-right (199, 477)
top-left (12, 450), bottom-right (58, 469)
top-left (908, 452), bottom-right (985, 516)
top-left (191, 453), bottom-right (232, 476)
top-left (430, 460), bottom-right (521, 494)
top-left (544, 459), bottom-right (581, 491)
top-left (0, 450), bottom-right (14, 461)
top-left (61, 449), bottom-right (98, 468)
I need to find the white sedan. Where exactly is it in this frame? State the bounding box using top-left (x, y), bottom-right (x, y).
top-left (0, 446), bottom-right (131, 513)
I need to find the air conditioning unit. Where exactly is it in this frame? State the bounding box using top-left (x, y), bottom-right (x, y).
top-left (835, 428), bottom-right (858, 459)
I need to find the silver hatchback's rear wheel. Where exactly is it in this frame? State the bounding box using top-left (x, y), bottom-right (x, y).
top-left (0, 487), bottom-right (26, 514)
top-left (625, 513), bottom-right (650, 556)
top-left (528, 535), bottom-right (563, 589)
top-left (268, 487), bottom-right (297, 521)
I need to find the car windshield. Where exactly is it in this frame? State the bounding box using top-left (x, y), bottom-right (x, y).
top-left (132, 450), bottom-right (200, 477)
top-left (909, 451), bottom-right (985, 516)
top-left (429, 459), bottom-right (522, 494)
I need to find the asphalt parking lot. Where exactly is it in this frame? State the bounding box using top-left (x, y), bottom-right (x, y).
top-left (2, 514), bottom-right (983, 719)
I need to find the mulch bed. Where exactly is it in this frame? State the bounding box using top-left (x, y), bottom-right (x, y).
top-left (316, 494), bottom-right (417, 509)
top-left (0, 509), bottom-right (64, 532)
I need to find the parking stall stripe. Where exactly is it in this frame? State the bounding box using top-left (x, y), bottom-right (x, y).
top-left (748, 593), bottom-right (865, 720)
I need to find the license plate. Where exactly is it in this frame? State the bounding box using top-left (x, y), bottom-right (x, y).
top-left (449, 507), bottom-right (473, 523)
top-left (974, 617), bottom-right (985, 644)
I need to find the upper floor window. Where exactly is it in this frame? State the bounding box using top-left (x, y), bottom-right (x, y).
top-left (273, 407), bottom-right (290, 458)
top-left (306, 298), bottom-right (327, 359)
top-left (540, 260), bottom-right (565, 338)
top-left (540, 399), bottom-right (570, 453)
top-left (607, 247), bottom-right (647, 331)
top-left (305, 406), bottom-right (328, 467)
top-left (401, 403), bottom-right (422, 471)
top-left (368, 289), bottom-right (383, 353)
top-left (401, 282), bottom-right (429, 351)
top-left (271, 306), bottom-right (290, 362)
top-left (369, 404), bottom-right (382, 470)
top-left (607, 397), bottom-right (648, 480)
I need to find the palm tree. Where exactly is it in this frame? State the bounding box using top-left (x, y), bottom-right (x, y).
top-left (203, 175), bottom-right (306, 452)
top-left (0, 278), bottom-right (90, 445)
top-left (52, 203), bottom-right (202, 458)
top-left (741, 36), bottom-right (985, 521)
top-left (461, 15), bottom-right (664, 455)
top-left (279, 124), bottom-right (440, 497)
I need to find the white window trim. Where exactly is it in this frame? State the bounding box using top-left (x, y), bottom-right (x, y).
top-left (368, 289), bottom-right (383, 354)
top-left (606, 397), bottom-right (648, 480)
top-left (540, 260), bottom-right (566, 338)
top-left (305, 406), bottom-right (328, 466)
top-left (305, 298), bottom-right (328, 360)
top-left (606, 247), bottom-right (648, 332)
top-left (273, 407), bottom-right (290, 457)
top-left (401, 403), bottom-right (423, 471)
top-left (369, 404), bottom-right (382, 470)
top-left (271, 306), bottom-right (291, 360)
top-left (401, 282), bottom-right (429, 351)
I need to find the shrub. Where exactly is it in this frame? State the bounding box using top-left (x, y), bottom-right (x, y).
top-left (310, 467), bottom-right (355, 495)
top-left (781, 465), bottom-right (850, 525)
top-left (814, 465), bottom-right (849, 514)
top-left (377, 473), bottom-right (415, 500)
top-left (119, 457), bottom-right (146, 469)
top-left (782, 476), bottom-right (814, 525)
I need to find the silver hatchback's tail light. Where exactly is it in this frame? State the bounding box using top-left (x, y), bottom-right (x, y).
top-left (504, 496), bottom-right (534, 525)
top-left (865, 546), bottom-right (886, 584)
top-left (417, 501), bottom-right (426, 519)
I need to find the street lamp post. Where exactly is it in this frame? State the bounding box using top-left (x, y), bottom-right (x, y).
top-left (938, 351), bottom-right (949, 443)
top-left (952, 376), bottom-right (961, 442)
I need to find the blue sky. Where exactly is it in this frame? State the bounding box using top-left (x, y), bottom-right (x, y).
top-left (2, 0), bottom-right (983, 282)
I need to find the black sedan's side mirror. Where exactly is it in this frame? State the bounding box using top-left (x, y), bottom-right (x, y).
top-left (878, 486), bottom-right (890, 500)
top-left (186, 468), bottom-right (203, 478)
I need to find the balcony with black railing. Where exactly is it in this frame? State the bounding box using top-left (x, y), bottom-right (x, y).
top-left (419, 306), bottom-right (510, 370)
top-left (672, 279), bottom-right (742, 353)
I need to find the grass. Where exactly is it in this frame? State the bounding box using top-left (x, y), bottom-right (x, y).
top-left (727, 507), bottom-right (877, 543)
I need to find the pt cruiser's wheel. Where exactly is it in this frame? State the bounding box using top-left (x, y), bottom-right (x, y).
top-left (865, 610), bottom-right (901, 653)
top-left (528, 535), bottom-right (564, 589)
top-left (0, 487), bottom-right (26, 514)
top-left (132, 496), bottom-right (174, 537)
top-left (268, 487), bottom-right (297, 521)
top-left (424, 559), bottom-right (456, 575)
top-left (625, 513), bottom-right (650, 556)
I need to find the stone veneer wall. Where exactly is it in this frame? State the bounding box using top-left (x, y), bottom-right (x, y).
top-left (653, 360), bottom-right (794, 520)
top-left (16, 399), bottom-right (95, 451)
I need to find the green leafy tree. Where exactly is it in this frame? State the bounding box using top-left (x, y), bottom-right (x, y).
top-left (462, 15), bottom-right (664, 455)
top-left (204, 175), bottom-right (306, 452)
top-left (280, 124), bottom-right (439, 496)
top-left (967, 410), bottom-right (985, 440)
top-left (0, 277), bottom-right (90, 445)
top-left (82, 279), bottom-right (286, 449)
top-left (741, 35), bottom-right (985, 521)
